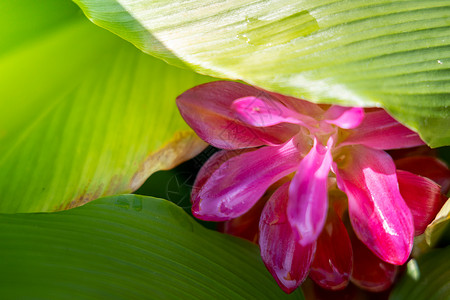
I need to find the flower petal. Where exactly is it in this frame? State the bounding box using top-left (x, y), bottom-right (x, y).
top-left (259, 182), bottom-right (316, 293)
top-left (335, 145), bottom-right (414, 265)
top-left (324, 106), bottom-right (364, 129)
top-left (397, 170), bottom-right (445, 236)
top-left (218, 177), bottom-right (292, 243)
top-left (309, 207), bottom-right (353, 290)
top-left (340, 109), bottom-right (424, 150)
top-left (192, 149), bottom-right (250, 219)
top-left (192, 149), bottom-right (245, 196)
top-left (218, 196), bottom-right (267, 243)
top-left (395, 156), bottom-right (450, 195)
top-left (288, 137), bottom-right (333, 245)
top-left (176, 81), bottom-right (299, 149)
top-left (192, 139), bottom-right (301, 221)
top-left (231, 96), bottom-right (316, 128)
top-left (348, 225), bottom-right (398, 292)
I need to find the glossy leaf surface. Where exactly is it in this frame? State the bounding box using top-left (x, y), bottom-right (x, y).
top-left (0, 195), bottom-right (304, 299)
top-left (391, 247), bottom-right (450, 300)
top-left (74, 0), bottom-right (450, 147)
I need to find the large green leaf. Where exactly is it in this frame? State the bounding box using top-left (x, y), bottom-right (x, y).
top-left (390, 247), bottom-right (450, 300)
top-left (0, 194), bottom-right (303, 299)
top-left (74, 0), bottom-right (450, 147)
top-left (0, 0), bottom-right (211, 213)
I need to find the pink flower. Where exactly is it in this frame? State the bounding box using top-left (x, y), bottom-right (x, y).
top-left (176, 81), bottom-right (445, 293)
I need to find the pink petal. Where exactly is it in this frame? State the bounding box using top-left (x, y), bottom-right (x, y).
top-left (340, 109), bottom-right (424, 150)
top-left (192, 139), bottom-right (301, 221)
top-left (176, 81), bottom-right (299, 149)
top-left (192, 149), bottom-right (251, 220)
top-left (287, 137), bottom-right (333, 245)
top-left (279, 94), bottom-right (326, 119)
top-left (334, 145), bottom-right (414, 265)
top-left (192, 149), bottom-right (246, 197)
top-left (397, 170), bottom-right (445, 236)
top-left (309, 207), bottom-right (353, 290)
top-left (231, 96), bottom-right (317, 128)
top-left (218, 196), bottom-right (267, 243)
top-left (348, 225), bottom-right (398, 292)
top-left (259, 182), bottom-right (316, 293)
top-left (323, 105), bottom-right (364, 129)
top-left (218, 177), bottom-right (292, 243)
top-left (395, 156), bottom-right (450, 195)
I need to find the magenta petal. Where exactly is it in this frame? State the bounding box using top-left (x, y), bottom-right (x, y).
top-left (260, 182), bottom-right (316, 293)
top-left (231, 96), bottom-right (316, 128)
top-left (395, 156), bottom-right (450, 195)
top-left (287, 138), bottom-right (333, 246)
top-left (335, 146), bottom-right (414, 265)
top-left (192, 149), bottom-right (246, 218)
top-left (192, 139), bottom-right (301, 221)
top-left (340, 109), bottom-right (424, 150)
top-left (309, 207), bottom-right (353, 290)
top-left (218, 195), bottom-right (268, 243)
top-left (349, 226), bottom-right (398, 292)
top-left (397, 170), bottom-right (444, 236)
top-left (176, 81), bottom-right (299, 149)
top-left (324, 106), bottom-right (364, 129)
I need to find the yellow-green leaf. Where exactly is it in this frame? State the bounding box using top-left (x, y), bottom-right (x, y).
top-left (425, 197), bottom-right (450, 247)
top-left (74, 0), bottom-right (450, 147)
top-left (0, 0), bottom-right (210, 212)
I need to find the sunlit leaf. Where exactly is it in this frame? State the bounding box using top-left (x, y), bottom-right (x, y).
top-left (390, 247), bottom-right (450, 300)
top-left (0, 195), bottom-right (303, 299)
top-left (74, 0), bottom-right (450, 147)
top-left (425, 197), bottom-right (450, 247)
top-left (0, 0), bottom-right (210, 212)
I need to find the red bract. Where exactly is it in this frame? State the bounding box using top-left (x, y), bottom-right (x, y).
top-left (176, 81), bottom-right (446, 293)
top-left (309, 204), bottom-right (352, 291)
top-left (395, 156), bottom-right (450, 195)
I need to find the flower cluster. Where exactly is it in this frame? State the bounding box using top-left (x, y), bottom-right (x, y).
top-left (176, 81), bottom-right (449, 293)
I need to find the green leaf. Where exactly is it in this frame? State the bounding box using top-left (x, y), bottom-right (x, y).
top-left (0, 194), bottom-right (303, 299)
top-left (390, 247), bottom-right (450, 300)
top-left (74, 0), bottom-right (450, 147)
top-left (0, 0), bottom-right (211, 213)
top-left (425, 197), bottom-right (450, 247)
